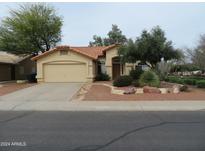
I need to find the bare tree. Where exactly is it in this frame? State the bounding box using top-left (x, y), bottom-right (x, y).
top-left (187, 35), bottom-right (205, 72)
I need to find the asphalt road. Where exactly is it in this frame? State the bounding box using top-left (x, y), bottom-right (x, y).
top-left (0, 111), bottom-right (205, 151)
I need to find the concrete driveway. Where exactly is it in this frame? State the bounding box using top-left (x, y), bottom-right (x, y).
top-left (0, 83), bottom-right (83, 110)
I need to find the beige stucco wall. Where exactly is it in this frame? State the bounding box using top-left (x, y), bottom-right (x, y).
top-left (36, 49), bottom-right (95, 83)
top-left (0, 63), bottom-right (11, 81)
top-left (105, 47), bottom-right (134, 79)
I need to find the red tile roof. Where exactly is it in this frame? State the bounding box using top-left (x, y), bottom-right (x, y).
top-left (31, 44), bottom-right (119, 61)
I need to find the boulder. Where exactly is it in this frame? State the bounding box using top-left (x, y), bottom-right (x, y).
top-left (159, 88), bottom-right (168, 94)
top-left (143, 86), bottom-right (161, 94)
top-left (179, 85), bottom-right (188, 92)
top-left (123, 87), bottom-right (136, 95)
top-left (136, 88), bottom-right (144, 94)
top-left (172, 85), bottom-right (180, 94)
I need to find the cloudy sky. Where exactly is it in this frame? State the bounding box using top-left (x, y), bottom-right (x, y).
top-left (0, 2), bottom-right (204, 48)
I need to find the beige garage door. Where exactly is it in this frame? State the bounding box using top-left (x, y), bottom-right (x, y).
top-left (44, 64), bottom-right (86, 82)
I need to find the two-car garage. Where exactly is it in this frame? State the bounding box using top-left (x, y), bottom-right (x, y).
top-left (32, 46), bottom-right (96, 83)
top-left (43, 63), bottom-right (87, 82)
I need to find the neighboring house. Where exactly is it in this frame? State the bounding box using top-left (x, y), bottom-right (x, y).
top-left (0, 51), bottom-right (36, 82)
top-left (31, 44), bottom-right (135, 83)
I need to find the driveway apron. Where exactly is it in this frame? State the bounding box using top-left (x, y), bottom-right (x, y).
top-left (0, 83), bottom-right (83, 110)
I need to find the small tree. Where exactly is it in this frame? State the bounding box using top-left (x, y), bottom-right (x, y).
top-left (89, 24), bottom-right (127, 46)
top-left (0, 3), bottom-right (63, 54)
top-left (119, 26), bottom-right (181, 68)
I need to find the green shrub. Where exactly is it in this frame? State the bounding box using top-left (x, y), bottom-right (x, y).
top-left (113, 75), bottom-right (133, 87)
top-left (196, 80), bottom-right (205, 88)
top-left (166, 76), bottom-right (184, 84)
top-left (185, 76), bottom-right (205, 80)
top-left (183, 78), bottom-right (196, 85)
top-left (129, 68), bottom-right (144, 80)
top-left (165, 76), bottom-right (205, 85)
top-left (139, 70), bottom-right (160, 87)
top-left (132, 80), bottom-right (140, 87)
top-left (95, 73), bottom-right (110, 81)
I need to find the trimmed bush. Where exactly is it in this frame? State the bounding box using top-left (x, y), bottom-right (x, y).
top-left (129, 68), bottom-right (144, 80)
top-left (95, 73), bottom-right (110, 81)
top-left (113, 75), bottom-right (133, 87)
top-left (139, 70), bottom-right (160, 87)
top-left (196, 80), bottom-right (205, 88)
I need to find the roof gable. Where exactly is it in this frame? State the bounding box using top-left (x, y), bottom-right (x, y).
top-left (31, 44), bottom-right (118, 61)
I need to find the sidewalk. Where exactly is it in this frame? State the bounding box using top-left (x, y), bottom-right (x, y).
top-left (0, 100), bottom-right (205, 111)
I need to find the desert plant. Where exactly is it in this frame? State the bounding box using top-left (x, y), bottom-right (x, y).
top-left (113, 75), bottom-right (133, 87)
top-left (139, 70), bottom-right (160, 87)
top-left (156, 60), bottom-right (173, 80)
top-left (196, 80), bottom-right (205, 88)
top-left (129, 68), bottom-right (144, 80)
top-left (95, 73), bottom-right (110, 81)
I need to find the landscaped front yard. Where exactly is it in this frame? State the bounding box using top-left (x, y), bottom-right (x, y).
top-left (74, 64), bottom-right (205, 101)
top-left (82, 82), bottom-right (205, 101)
top-left (0, 82), bottom-right (36, 96)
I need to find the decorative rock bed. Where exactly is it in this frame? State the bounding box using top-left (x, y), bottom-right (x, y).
top-left (93, 82), bottom-right (187, 95)
top-left (123, 87), bottom-right (136, 94)
top-left (143, 86), bottom-right (161, 94)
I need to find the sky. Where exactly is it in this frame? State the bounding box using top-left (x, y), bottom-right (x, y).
top-left (0, 2), bottom-right (205, 49)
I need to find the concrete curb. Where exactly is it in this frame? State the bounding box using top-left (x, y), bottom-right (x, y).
top-left (0, 100), bottom-right (205, 111)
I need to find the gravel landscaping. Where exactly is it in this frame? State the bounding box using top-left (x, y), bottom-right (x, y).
top-left (0, 82), bottom-right (36, 96)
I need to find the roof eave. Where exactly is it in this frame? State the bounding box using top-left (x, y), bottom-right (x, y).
top-left (31, 47), bottom-right (97, 61)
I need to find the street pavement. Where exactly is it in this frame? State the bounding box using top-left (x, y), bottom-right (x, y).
top-left (0, 111), bottom-right (205, 150)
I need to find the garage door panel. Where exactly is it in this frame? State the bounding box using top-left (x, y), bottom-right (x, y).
top-left (44, 64), bottom-right (86, 82)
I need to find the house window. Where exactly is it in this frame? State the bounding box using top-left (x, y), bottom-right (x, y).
top-left (97, 61), bottom-right (106, 74)
top-left (60, 50), bottom-right (68, 55)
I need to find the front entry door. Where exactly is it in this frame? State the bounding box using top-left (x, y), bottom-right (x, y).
top-left (112, 63), bottom-right (120, 80)
top-left (11, 65), bottom-right (15, 80)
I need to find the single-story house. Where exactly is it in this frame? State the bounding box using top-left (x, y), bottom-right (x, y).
top-left (31, 44), bottom-right (135, 83)
top-left (0, 51), bottom-right (36, 82)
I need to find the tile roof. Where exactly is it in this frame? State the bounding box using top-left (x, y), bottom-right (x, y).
top-left (31, 44), bottom-right (118, 61)
top-left (0, 51), bottom-right (28, 64)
